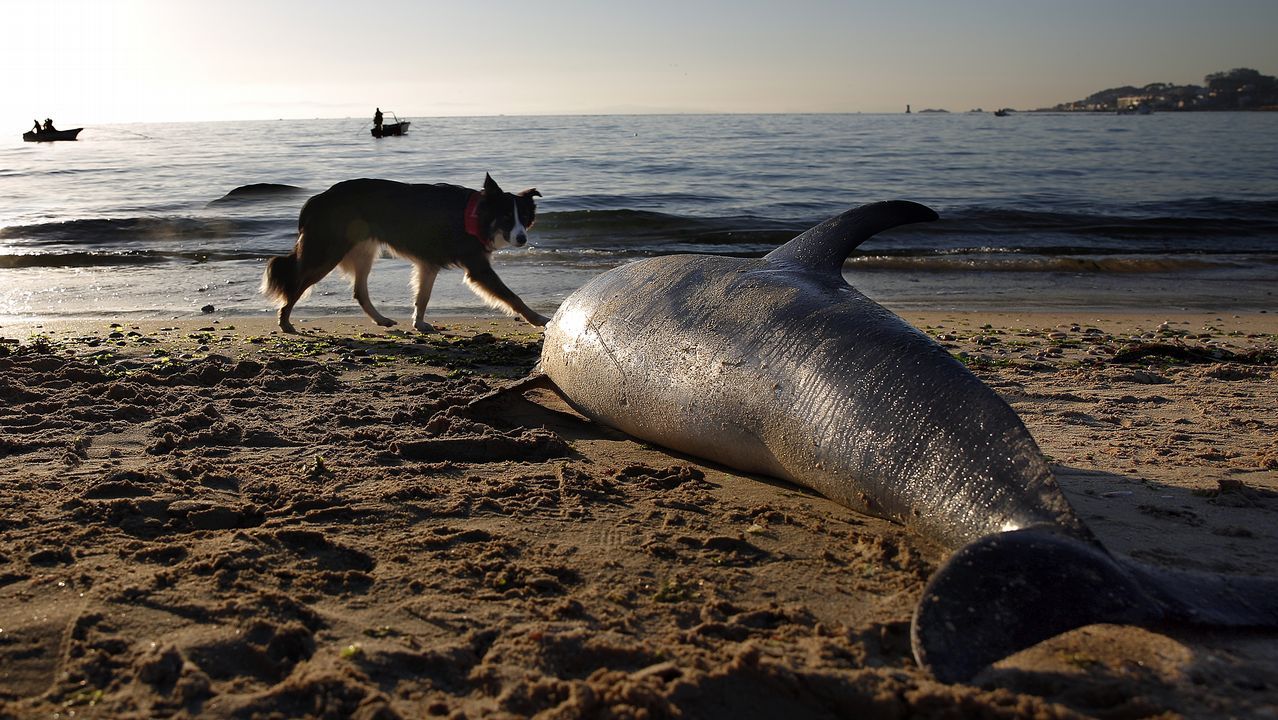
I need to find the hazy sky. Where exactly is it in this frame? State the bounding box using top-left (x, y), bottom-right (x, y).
top-left (4, 0), bottom-right (1277, 124)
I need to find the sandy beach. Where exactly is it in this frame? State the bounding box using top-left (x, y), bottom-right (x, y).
top-left (1, 309), bottom-right (1275, 719)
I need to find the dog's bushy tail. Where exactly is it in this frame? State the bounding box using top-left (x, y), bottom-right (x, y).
top-left (261, 246), bottom-right (301, 305)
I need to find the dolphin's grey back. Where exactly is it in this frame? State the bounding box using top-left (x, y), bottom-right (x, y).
top-left (541, 202), bottom-right (1081, 548)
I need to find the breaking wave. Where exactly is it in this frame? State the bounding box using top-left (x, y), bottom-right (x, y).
top-left (2, 197), bottom-right (1275, 273)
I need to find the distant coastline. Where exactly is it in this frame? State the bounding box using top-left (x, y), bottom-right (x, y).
top-left (1049, 67), bottom-right (1277, 113)
top-left (926, 68), bottom-right (1278, 115)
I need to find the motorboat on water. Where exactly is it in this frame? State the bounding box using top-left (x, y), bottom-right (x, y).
top-left (372, 121), bottom-right (410, 138)
top-left (371, 112), bottom-right (410, 138)
top-left (23, 127), bottom-right (83, 142)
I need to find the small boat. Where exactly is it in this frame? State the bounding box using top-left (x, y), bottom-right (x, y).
top-left (371, 121), bottom-right (410, 138)
top-left (371, 112), bottom-right (410, 138)
top-left (23, 127), bottom-right (83, 142)
top-left (993, 109), bottom-right (1010, 117)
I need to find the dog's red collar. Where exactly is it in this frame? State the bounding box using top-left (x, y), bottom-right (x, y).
top-left (463, 192), bottom-right (491, 250)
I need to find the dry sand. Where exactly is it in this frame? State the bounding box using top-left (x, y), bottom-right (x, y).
top-left (1, 311), bottom-right (1276, 719)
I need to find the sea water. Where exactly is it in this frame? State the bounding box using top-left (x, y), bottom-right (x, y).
top-left (2, 113), bottom-right (1276, 323)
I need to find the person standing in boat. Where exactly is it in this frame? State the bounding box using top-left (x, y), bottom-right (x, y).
top-left (43, 118), bottom-right (57, 132)
top-left (373, 108), bottom-right (383, 135)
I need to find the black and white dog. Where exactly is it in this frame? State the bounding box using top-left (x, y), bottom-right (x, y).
top-left (262, 174), bottom-right (546, 333)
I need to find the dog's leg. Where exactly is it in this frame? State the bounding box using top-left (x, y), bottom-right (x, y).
top-left (265, 242), bottom-right (341, 335)
top-left (340, 241), bottom-right (397, 328)
top-left (284, 255), bottom-right (345, 332)
top-left (462, 260), bottom-right (550, 327)
top-left (278, 301), bottom-right (299, 334)
top-left (265, 254), bottom-right (303, 334)
top-left (411, 262), bottom-right (440, 333)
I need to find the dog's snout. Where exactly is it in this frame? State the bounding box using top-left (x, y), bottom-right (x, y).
top-left (514, 232), bottom-right (528, 247)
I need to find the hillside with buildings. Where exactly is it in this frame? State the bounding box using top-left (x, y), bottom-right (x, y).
top-left (1051, 68), bottom-right (1278, 112)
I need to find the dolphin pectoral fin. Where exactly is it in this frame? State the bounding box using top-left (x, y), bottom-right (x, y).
top-left (910, 527), bottom-right (1163, 684)
top-left (464, 371), bottom-right (556, 412)
top-left (764, 200), bottom-right (939, 276)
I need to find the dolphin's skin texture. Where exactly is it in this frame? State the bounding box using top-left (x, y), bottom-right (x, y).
top-left (543, 202), bottom-right (1079, 550)
top-left (538, 201), bottom-right (1278, 682)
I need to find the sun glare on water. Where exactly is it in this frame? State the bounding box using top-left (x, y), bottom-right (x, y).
top-left (1, 1), bottom-right (162, 125)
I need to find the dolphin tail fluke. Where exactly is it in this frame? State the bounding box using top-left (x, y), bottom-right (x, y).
top-left (910, 526), bottom-right (1163, 683)
top-left (764, 200), bottom-right (938, 276)
top-left (912, 527), bottom-right (1278, 683)
top-left (1121, 557), bottom-right (1278, 628)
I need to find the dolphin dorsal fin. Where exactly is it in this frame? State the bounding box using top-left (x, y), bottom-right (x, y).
top-left (764, 200), bottom-right (938, 276)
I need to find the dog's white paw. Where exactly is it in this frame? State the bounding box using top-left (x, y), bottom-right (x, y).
top-left (414, 321), bottom-right (436, 333)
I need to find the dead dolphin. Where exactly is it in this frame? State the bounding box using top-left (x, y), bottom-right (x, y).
top-left (538, 201), bottom-right (1278, 682)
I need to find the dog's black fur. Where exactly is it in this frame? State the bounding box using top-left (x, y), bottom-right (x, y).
top-left (262, 174), bottom-right (546, 333)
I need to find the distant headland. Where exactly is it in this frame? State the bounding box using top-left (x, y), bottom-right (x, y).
top-left (919, 68), bottom-right (1278, 114)
top-left (1050, 68), bottom-right (1278, 112)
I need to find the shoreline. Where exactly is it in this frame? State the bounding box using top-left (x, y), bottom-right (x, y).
top-left (2, 310), bottom-right (1276, 717)
top-left (3, 264), bottom-right (1275, 328)
top-left (2, 308), bottom-right (1275, 354)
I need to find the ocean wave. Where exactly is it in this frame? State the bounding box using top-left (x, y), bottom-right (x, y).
top-left (936, 200), bottom-right (1278, 239)
top-left (511, 245), bottom-right (1277, 274)
top-left (4, 199), bottom-right (1274, 269)
top-left (534, 209), bottom-right (801, 247)
top-left (846, 253), bottom-right (1273, 273)
top-left (532, 200), bottom-right (1278, 247)
top-left (0, 216), bottom-right (281, 245)
top-left (0, 252), bottom-right (166, 269)
top-left (0, 250), bottom-right (267, 269)
top-left (207, 183), bottom-right (307, 205)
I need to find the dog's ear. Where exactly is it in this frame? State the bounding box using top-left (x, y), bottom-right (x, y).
top-left (519, 188), bottom-right (541, 198)
top-left (482, 173), bottom-right (502, 196)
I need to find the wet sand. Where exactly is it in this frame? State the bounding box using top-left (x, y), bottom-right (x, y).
top-left (1, 311), bottom-right (1275, 719)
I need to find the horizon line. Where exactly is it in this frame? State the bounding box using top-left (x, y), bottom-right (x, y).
top-left (44, 108), bottom-right (1124, 127)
